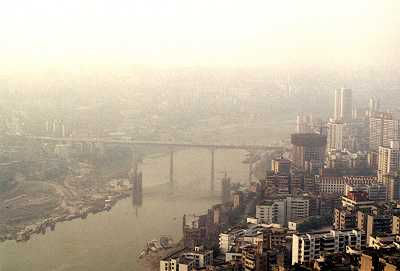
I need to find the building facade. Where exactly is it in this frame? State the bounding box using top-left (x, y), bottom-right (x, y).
top-left (292, 230), bottom-right (366, 265)
top-left (369, 112), bottom-right (400, 151)
top-left (334, 88), bottom-right (352, 122)
top-left (256, 200), bottom-right (285, 225)
top-left (327, 121), bottom-right (344, 151)
top-left (318, 176), bottom-right (378, 195)
top-left (291, 133), bottom-right (327, 171)
top-left (378, 141), bottom-right (400, 181)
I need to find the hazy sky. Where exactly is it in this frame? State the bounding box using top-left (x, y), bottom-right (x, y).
top-left (1, 0), bottom-right (399, 73)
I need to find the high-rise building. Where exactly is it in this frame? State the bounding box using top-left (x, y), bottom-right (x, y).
top-left (357, 209), bottom-right (392, 243)
top-left (264, 173), bottom-right (290, 196)
top-left (286, 197), bottom-right (309, 222)
top-left (263, 171), bottom-right (303, 196)
top-left (378, 140), bottom-right (400, 180)
top-left (334, 208), bottom-right (357, 230)
top-left (341, 88), bottom-right (353, 122)
top-left (291, 133), bottom-right (327, 170)
top-left (327, 121), bottom-right (344, 151)
top-left (334, 88), bottom-right (352, 122)
top-left (232, 192), bottom-right (242, 209)
top-left (292, 230), bottom-right (366, 265)
top-left (382, 175), bottom-right (400, 202)
top-left (256, 197), bottom-right (309, 226)
top-left (271, 158), bottom-right (291, 175)
top-left (256, 200), bottom-right (286, 225)
top-left (327, 120), bottom-right (367, 152)
top-left (369, 112), bottom-right (400, 150)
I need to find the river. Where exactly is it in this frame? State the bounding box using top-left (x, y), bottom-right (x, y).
top-left (0, 148), bottom-right (249, 271)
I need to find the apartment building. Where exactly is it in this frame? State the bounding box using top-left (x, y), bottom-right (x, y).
top-left (292, 230), bottom-right (366, 265)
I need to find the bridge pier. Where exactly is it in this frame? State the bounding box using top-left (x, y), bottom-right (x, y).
top-left (248, 161), bottom-right (253, 183)
top-left (169, 149), bottom-right (174, 185)
top-left (248, 151), bottom-right (255, 183)
top-left (131, 147), bottom-right (139, 182)
top-left (131, 146), bottom-right (143, 211)
top-left (210, 148), bottom-right (215, 192)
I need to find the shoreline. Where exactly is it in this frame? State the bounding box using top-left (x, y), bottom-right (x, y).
top-left (0, 181), bottom-right (220, 244)
top-left (0, 189), bottom-right (132, 243)
top-left (0, 181), bottom-right (171, 244)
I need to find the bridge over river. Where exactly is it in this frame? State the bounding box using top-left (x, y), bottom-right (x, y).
top-left (27, 136), bottom-right (285, 192)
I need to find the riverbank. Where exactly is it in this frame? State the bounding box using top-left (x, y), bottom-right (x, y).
top-left (1, 189), bottom-right (131, 243)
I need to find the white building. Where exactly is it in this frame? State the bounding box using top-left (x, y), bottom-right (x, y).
top-left (219, 229), bottom-right (243, 253)
top-left (256, 200), bottom-right (285, 225)
top-left (160, 246), bottom-right (212, 271)
top-left (327, 121), bottom-right (344, 151)
top-left (318, 176), bottom-right (378, 195)
top-left (256, 197), bottom-right (309, 226)
top-left (334, 88), bottom-right (352, 122)
top-left (182, 246), bottom-right (213, 269)
top-left (292, 230), bottom-right (366, 265)
top-left (160, 257), bottom-right (193, 271)
top-left (378, 140), bottom-right (400, 181)
top-left (369, 113), bottom-right (400, 150)
top-left (318, 176), bottom-right (346, 194)
top-left (369, 234), bottom-right (398, 249)
top-left (341, 196), bottom-right (375, 209)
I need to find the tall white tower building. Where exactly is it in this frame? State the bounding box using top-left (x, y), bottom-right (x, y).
top-left (334, 89), bottom-right (342, 121)
top-left (334, 88), bottom-right (353, 122)
top-left (327, 121), bottom-right (344, 151)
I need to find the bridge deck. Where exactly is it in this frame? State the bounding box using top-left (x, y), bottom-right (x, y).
top-left (28, 136), bottom-right (284, 151)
